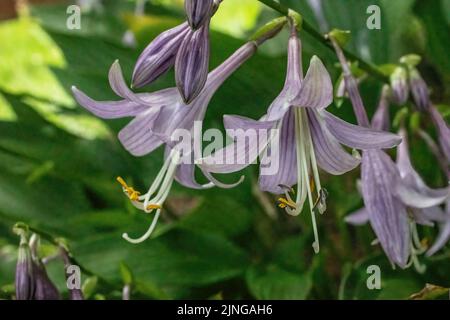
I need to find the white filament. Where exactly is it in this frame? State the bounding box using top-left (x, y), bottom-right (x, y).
top-left (122, 150), bottom-right (181, 244)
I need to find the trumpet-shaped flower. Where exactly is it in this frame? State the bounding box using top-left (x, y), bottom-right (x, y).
top-left (72, 41), bottom-right (259, 243)
top-left (199, 29), bottom-right (401, 253)
top-left (345, 90), bottom-right (449, 268)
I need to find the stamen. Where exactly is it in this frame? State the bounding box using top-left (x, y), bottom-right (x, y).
top-left (123, 210), bottom-right (161, 244)
top-left (117, 176), bottom-right (141, 201)
top-left (278, 197), bottom-right (297, 209)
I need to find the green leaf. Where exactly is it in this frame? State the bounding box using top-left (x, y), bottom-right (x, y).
top-left (246, 264), bottom-right (313, 300)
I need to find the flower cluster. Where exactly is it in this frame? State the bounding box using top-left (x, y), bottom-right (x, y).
top-left (71, 2), bottom-right (449, 268)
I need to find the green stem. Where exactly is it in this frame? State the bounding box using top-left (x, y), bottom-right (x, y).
top-left (257, 0), bottom-right (389, 83)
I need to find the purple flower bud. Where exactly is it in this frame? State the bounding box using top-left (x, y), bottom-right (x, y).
top-left (15, 236), bottom-right (34, 300)
top-left (185, 0), bottom-right (215, 29)
top-left (390, 66), bottom-right (409, 105)
top-left (409, 67), bottom-right (430, 111)
top-left (132, 22), bottom-right (190, 88)
top-left (32, 261), bottom-right (60, 300)
top-left (175, 24), bottom-right (210, 104)
top-left (61, 248), bottom-right (84, 300)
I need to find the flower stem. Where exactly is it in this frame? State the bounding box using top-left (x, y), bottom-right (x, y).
top-left (256, 0), bottom-right (388, 83)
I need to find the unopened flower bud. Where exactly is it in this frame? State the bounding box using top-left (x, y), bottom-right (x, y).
top-left (32, 261), bottom-right (61, 300)
top-left (132, 22), bottom-right (190, 88)
top-left (409, 67), bottom-right (430, 111)
top-left (15, 234), bottom-right (34, 300)
top-left (175, 24), bottom-right (210, 104)
top-left (60, 247), bottom-right (84, 300)
top-left (390, 66), bottom-right (409, 105)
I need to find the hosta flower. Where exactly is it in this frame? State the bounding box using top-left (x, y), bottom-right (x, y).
top-left (175, 22), bottom-right (210, 104)
top-left (345, 89), bottom-right (449, 268)
top-left (429, 106), bottom-right (450, 164)
top-left (60, 248), bottom-right (84, 300)
top-left (408, 67), bottom-right (430, 112)
top-left (132, 22), bottom-right (191, 88)
top-left (15, 233), bottom-right (34, 300)
top-left (390, 66), bottom-right (409, 106)
top-left (199, 28), bottom-right (400, 253)
top-left (185, 0), bottom-right (215, 29)
top-left (72, 41), bottom-right (259, 243)
top-left (32, 261), bottom-right (60, 300)
top-left (132, 0), bottom-right (220, 103)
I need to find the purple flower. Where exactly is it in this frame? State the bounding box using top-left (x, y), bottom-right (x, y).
top-left (185, 0), bottom-right (215, 29)
top-left (60, 248), bottom-right (84, 300)
top-left (132, 22), bottom-right (190, 88)
top-left (15, 234), bottom-right (34, 300)
top-left (408, 67), bottom-right (430, 112)
top-left (32, 261), bottom-right (61, 300)
top-left (199, 29), bottom-right (400, 253)
top-left (429, 105), bottom-right (450, 164)
top-left (346, 100), bottom-right (449, 268)
top-left (175, 22), bottom-right (210, 104)
top-left (390, 66), bottom-right (409, 105)
top-left (72, 41), bottom-right (258, 243)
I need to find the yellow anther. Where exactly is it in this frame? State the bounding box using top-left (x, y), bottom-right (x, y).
top-left (116, 176), bottom-right (141, 201)
top-left (146, 204), bottom-right (162, 211)
top-left (277, 197), bottom-right (297, 210)
top-left (309, 176), bottom-right (315, 193)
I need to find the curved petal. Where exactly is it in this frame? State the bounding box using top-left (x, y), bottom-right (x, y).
top-left (266, 35), bottom-right (302, 121)
top-left (109, 60), bottom-right (154, 106)
top-left (175, 163), bottom-right (214, 189)
top-left (427, 220), bottom-right (450, 256)
top-left (198, 115), bottom-right (275, 174)
top-left (118, 108), bottom-right (164, 156)
top-left (429, 105), bottom-right (450, 162)
top-left (362, 150), bottom-right (410, 268)
top-left (345, 207), bottom-right (369, 226)
top-left (291, 56), bottom-right (333, 110)
top-left (396, 182), bottom-right (449, 209)
top-left (259, 109), bottom-right (297, 194)
top-left (307, 109), bottom-right (360, 175)
top-left (323, 110), bottom-right (402, 150)
top-left (71, 86), bottom-right (148, 119)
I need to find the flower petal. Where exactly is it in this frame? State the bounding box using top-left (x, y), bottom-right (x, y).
top-left (118, 108), bottom-right (164, 156)
top-left (71, 86), bottom-right (148, 119)
top-left (427, 219), bottom-right (450, 256)
top-left (291, 56), bottom-right (333, 110)
top-left (185, 0), bottom-right (214, 29)
top-left (323, 110), bottom-right (401, 150)
top-left (259, 109), bottom-right (297, 194)
top-left (362, 150), bottom-right (410, 268)
top-left (345, 207), bottom-right (369, 226)
top-left (109, 60), bottom-right (151, 106)
top-left (307, 109), bottom-right (360, 175)
top-left (395, 182), bottom-right (449, 209)
top-left (430, 105), bottom-right (450, 163)
top-left (266, 35), bottom-right (302, 121)
top-left (198, 115), bottom-right (275, 174)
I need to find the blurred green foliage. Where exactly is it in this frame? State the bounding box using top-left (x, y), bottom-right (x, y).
top-left (0, 0), bottom-right (449, 300)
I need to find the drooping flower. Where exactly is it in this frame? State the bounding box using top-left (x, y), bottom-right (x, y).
top-left (345, 86), bottom-right (449, 268)
top-left (199, 26), bottom-right (401, 253)
top-left (32, 261), bottom-right (61, 300)
top-left (408, 67), bottom-right (430, 112)
top-left (429, 105), bottom-right (450, 164)
top-left (73, 40), bottom-right (263, 243)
